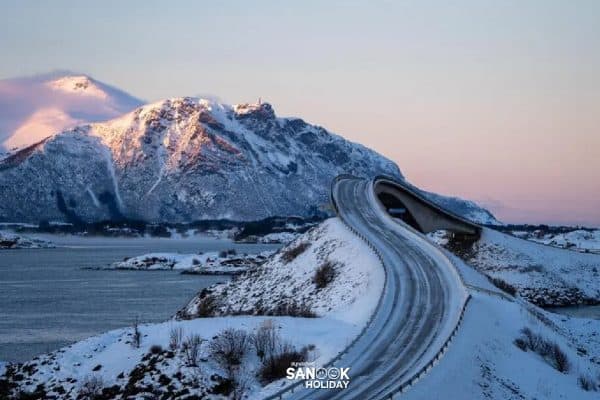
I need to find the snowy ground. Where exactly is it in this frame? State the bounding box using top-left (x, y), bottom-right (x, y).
top-left (1, 218), bottom-right (384, 399)
top-left (100, 250), bottom-right (274, 275)
top-left (1, 316), bottom-right (358, 399)
top-left (405, 292), bottom-right (600, 399)
top-left (514, 229), bottom-right (600, 254)
top-left (0, 231), bottom-right (54, 249)
top-left (179, 219), bottom-right (384, 324)
top-left (401, 248), bottom-right (600, 399)
top-left (238, 231), bottom-right (300, 244)
top-left (431, 228), bottom-right (600, 307)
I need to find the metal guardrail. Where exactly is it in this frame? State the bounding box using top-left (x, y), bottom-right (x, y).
top-left (264, 175), bottom-right (473, 400)
top-left (264, 175), bottom-right (388, 400)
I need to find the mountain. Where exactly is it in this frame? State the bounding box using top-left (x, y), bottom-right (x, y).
top-left (0, 97), bottom-right (498, 224)
top-left (421, 189), bottom-right (500, 225)
top-left (0, 72), bottom-right (143, 152)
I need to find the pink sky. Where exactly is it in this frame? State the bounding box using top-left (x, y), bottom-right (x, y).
top-left (293, 93), bottom-right (600, 226)
top-left (2, 1), bottom-right (598, 226)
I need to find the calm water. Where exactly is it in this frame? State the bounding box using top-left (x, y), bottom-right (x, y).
top-left (547, 305), bottom-right (600, 320)
top-left (0, 234), bottom-right (280, 363)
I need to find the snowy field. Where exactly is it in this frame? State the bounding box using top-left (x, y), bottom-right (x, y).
top-left (432, 228), bottom-right (600, 306)
top-left (524, 229), bottom-right (600, 254)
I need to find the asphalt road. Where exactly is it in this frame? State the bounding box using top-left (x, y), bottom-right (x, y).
top-left (281, 177), bottom-right (466, 400)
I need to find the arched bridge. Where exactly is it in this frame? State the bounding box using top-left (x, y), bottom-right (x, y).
top-left (374, 175), bottom-right (481, 237)
top-left (267, 175), bottom-right (475, 400)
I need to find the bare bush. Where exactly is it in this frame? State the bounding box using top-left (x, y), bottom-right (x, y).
top-left (259, 341), bottom-right (309, 384)
top-left (209, 328), bottom-right (251, 376)
top-left (231, 370), bottom-right (251, 400)
top-left (79, 375), bottom-right (104, 399)
top-left (149, 344), bottom-right (163, 354)
top-left (488, 277), bottom-right (517, 296)
top-left (514, 337), bottom-right (527, 351)
top-left (196, 295), bottom-right (219, 317)
top-left (551, 343), bottom-right (570, 373)
top-left (182, 334), bottom-right (204, 367)
top-left (270, 301), bottom-right (317, 318)
top-left (313, 261), bottom-right (336, 289)
top-left (169, 326), bottom-right (184, 351)
top-left (131, 318), bottom-right (142, 349)
top-left (578, 374), bottom-right (598, 391)
top-left (515, 327), bottom-right (570, 373)
top-left (252, 320), bottom-right (279, 362)
top-left (281, 241), bottom-right (310, 263)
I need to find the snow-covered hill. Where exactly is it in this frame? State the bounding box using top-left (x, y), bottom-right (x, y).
top-left (0, 73), bottom-right (143, 152)
top-left (0, 96), bottom-right (496, 224)
top-left (516, 229), bottom-right (600, 254)
top-left (179, 218), bottom-right (384, 322)
top-left (432, 228), bottom-right (600, 306)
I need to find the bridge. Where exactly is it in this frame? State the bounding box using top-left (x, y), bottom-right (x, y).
top-left (266, 175), bottom-right (479, 400)
top-left (374, 175), bottom-right (480, 237)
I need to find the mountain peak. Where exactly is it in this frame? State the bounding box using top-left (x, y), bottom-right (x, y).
top-left (45, 75), bottom-right (108, 99)
top-left (233, 101), bottom-right (275, 120)
top-left (0, 72), bottom-right (144, 152)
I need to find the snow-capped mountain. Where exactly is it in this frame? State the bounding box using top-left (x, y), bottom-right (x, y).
top-left (0, 97), bottom-right (497, 224)
top-left (0, 73), bottom-right (143, 152)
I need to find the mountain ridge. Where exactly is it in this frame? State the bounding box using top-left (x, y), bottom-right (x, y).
top-left (0, 94), bottom-right (499, 225)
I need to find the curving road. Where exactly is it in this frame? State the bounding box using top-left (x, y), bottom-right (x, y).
top-left (273, 176), bottom-right (469, 400)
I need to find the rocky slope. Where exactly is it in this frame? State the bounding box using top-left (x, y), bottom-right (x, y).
top-left (0, 97), bottom-right (496, 224)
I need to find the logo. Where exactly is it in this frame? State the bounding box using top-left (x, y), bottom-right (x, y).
top-left (286, 361), bottom-right (350, 389)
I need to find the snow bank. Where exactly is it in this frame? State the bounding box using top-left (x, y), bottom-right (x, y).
top-left (105, 250), bottom-right (274, 275)
top-left (3, 316), bottom-right (358, 399)
top-left (433, 228), bottom-right (600, 306)
top-left (405, 291), bottom-right (600, 400)
top-left (0, 231), bottom-right (54, 249)
top-left (527, 229), bottom-right (600, 254)
top-left (180, 218), bottom-right (385, 325)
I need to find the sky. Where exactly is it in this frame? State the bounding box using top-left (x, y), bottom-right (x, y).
top-left (0, 0), bottom-right (599, 226)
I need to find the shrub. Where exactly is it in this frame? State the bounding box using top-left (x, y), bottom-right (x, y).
top-left (578, 374), bottom-right (597, 391)
top-left (551, 343), bottom-right (570, 373)
top-left (79, 375), bottom-right (104, 399)
top-left (489, 277), bottom-right (517, 296)
top-left (259, 342), bottom-right (309, 384)
top-left (271, 301), bottom-right (317, 318)
top-left (313, 261), bottom-right (336, 289)
top-left (252, 320), bottom-right (278, 362)
top-left (196, 295), bottom-right (219, 317)
top-left (169, 326), bottom-right (184, 351)
top-left (514, 327), bottom-right (570, 373)
top-left (131, 318), bottom-right (141, 349)
top-left (219, 250), bottom-right (228, 258)
top-left (514, 338), bottom-right (527, 351)
top-left (182, 334), bottom-right (204, 367)
top-left (280, 242), bottom-right (310, 263)
top-left (209, 329), bottom-right (251, 376)
top-left (210, 376), bottom-right (234, 396)
top-left (149, 344), bottom-right (163, 355)
top-left (227, 249), bottom-right (237, 255)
